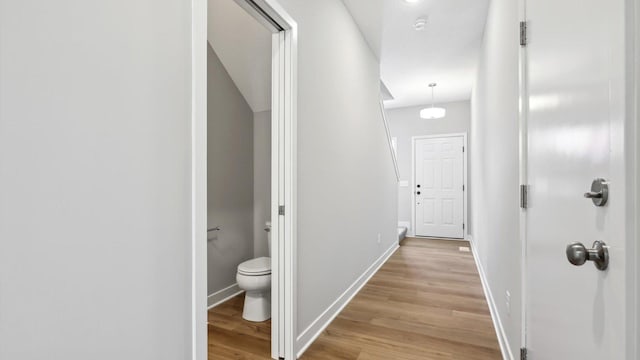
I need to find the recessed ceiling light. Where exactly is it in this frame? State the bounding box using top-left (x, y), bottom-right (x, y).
top-left (404, 0), bottom-right (422, 3)
top-left (414, 17), bottom-right (428, 31)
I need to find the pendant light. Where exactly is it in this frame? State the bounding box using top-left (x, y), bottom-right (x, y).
top-left (420, 83), bottom-right (446, 119)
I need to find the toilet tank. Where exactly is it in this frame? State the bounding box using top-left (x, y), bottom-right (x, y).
top-left (265, 221), bottom-right (272, 256)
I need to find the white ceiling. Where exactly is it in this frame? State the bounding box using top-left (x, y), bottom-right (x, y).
top-left (208, 0), bottom-right (272, 112)
top-left (342, 0), bottom-right (489, 109)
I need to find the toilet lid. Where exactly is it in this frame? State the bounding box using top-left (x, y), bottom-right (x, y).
top-left (238, 257), bottom-right (271, 275)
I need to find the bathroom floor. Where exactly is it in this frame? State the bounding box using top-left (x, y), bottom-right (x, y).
top-left (208, 294), bottom-right (271, 359)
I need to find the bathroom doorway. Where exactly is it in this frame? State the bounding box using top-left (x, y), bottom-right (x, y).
top-left (194, 0), bottom-right (297, 359)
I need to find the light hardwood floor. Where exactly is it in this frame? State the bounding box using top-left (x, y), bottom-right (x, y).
top-left (208, 237), bottom-right (501, 360)
top-left (301, 238), bottom-right (501, 360)
top-left (208, 294), bottom-right (271, 359)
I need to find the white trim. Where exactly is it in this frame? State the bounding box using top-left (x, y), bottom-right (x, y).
top-left (380, 100), bottom-right (401, 182)
top-left (246, 2), bottom-right (297, 358)
top-left (191, 0), bottom-right (208, 358)
top-left (469, 238), bottom-right (514, 360)
top-left (207, 284), bottom-right (244, 309)
top-left (411, 133), bottom-right (468, 240)
top-left (633, 0), bottom-right (640, 356)
top-left (517, 0), bottom-right (529, 353)
top-left (271, 30), bottom-right (284, 360)
top-left (295, 241), bottom-right (399, 359)
top-left (628, 0), bottom-right (639, 356)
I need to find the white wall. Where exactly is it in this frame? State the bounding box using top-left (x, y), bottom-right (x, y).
top-left (386, 101), bottom-right (471, 235)
top-left (470, 0), bottom-right (521, 356)
top-left (207, 44), bottom-right (255, 296)
top-left (275, 0), bottom-right (399, 343)
top-left (0, 0), bottom-right (192, 358)
top-left (253, 110), bottom-right (271, 258)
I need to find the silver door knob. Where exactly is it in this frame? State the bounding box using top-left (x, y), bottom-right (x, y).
top-left (566, 241), bottom-right (609, 271)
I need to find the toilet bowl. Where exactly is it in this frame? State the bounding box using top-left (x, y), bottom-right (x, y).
top-left (236, 221), bottom-right (271, 322)
top-left (236, 257), bottom-right (271, 322)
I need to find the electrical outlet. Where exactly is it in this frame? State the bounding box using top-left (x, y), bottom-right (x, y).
top-left (505, 291), bottom-right (511, 316)
top-left (377, 233), bottom-right (381, 244)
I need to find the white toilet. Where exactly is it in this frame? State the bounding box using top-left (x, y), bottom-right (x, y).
top-left (236, 221), bottom-right (271, 322)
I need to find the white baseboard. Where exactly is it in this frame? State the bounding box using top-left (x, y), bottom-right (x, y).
top-left (207, 283), bottom-right (244, 310)
top-left (468, 238), bottom-right (514, 360)
top-left (296, 241), bottom-right (400, 358)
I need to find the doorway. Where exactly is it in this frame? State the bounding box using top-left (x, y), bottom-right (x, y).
top-left (412, 134), bottom-right (467, 239)
top-left (193, 0), bottom-right (297, 359)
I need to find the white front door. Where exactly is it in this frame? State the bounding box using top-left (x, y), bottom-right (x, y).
top-left (524, 0), bottom-right (632, 357)
top-left (414, 136), bottom-right (465, 239)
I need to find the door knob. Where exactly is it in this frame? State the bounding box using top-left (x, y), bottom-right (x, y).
top-left (566, 241), bottom-right (609, 271)
top-left (584, 178), bottom-right (608, 206)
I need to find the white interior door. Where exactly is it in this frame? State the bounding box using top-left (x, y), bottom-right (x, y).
top-left (414, 136), bottom-right (464, 239)
top-left (524, 0), bottom-right (631, 357)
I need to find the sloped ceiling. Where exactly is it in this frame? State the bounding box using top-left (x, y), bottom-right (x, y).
top-left (208, 0), bottom-right (272, 112)
top-left (342, 0), bottom-right (489, 109)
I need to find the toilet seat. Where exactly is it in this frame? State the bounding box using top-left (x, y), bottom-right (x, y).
top-left (238, 257), bottom-right (271, 276)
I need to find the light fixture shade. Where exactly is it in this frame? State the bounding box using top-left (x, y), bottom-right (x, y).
top-left (420, 107), bottom-right (446, 119)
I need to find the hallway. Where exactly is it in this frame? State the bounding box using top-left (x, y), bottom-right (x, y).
top-left (302, 238), bottom-right (501, 359)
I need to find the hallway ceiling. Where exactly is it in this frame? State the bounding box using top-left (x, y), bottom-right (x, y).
top-left (208, 0), bottom-right (272, 113)
top-left (342, 0), bottom-right (489, 109)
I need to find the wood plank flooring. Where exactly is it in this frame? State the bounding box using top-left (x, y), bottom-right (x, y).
top-left (208, 294), bottom-right (271, 359)
top-left (301, 238), bottom-right (501, 360)
top-left (208, 237), bottom-right (501, 359)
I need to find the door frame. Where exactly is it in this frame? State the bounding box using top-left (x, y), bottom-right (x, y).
top-left (191, 1), bottom-right (298, 359)
top-left (517, 0), bottom-right (529, 353)
top-left (634, 0), bottom-right (640, 354)
top-left (411, 133), bottom-right (468, 240)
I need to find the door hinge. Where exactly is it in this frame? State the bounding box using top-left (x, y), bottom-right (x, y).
top-left (462, 185), bottom-right (465, 191)
top-left (520, 347), bottom-right (528, 360)
top-left (462, 223), bottom-right (465, 230)
top-left (520, 21), bottom-right (528, 46)
top-left (520, 184), bottom-right (529, 209)
top-left (278, 205), bottom-right (285, 216)
top-left (462, 146), bottom-right (465, 152)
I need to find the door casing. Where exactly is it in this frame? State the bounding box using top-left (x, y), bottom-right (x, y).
top-left (411, 133), bottom-right (468, 240)
top-left (191, 0), bottom-right (298, 359)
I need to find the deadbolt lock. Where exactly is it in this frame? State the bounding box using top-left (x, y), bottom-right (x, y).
top-left (584, 178), bottom-right (608, 207)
